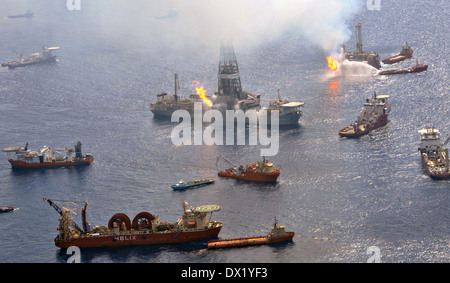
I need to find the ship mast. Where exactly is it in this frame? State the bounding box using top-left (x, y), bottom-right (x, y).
top-left (174, 73), bottom-right (180, 106)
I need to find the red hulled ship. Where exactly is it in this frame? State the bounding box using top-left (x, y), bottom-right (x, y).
top-left (2, 141), bottom-right (93, 169)
top-left (382, 42), bottom-right (413, 64)
top-left (43, 198), bottom-right (223, 248)
top-left (216, 155), bottom-right (280, 182)
top-left (339, 93), bottom-right (390, 138)
top-left (418, 128), bottom-right (450, 179)
top-left (379, 60), bottom-right (428, 75)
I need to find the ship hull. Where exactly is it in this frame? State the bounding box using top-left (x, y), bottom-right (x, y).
top-left (218, 169), bottom-right (280, 182)
top-left (171, 180), bottom-right (214, 191)
top-left (150, 108), bottom-right (177, 118)
top-left (8, 156), bottom-right (93, 169)
top-left (266, 112), bottom-right (302, 126)
top-left (54, 225), bottom-right (223, 248)
top-left (7, 56), bottom-right (56, 69)
top-left (420, 154), bottom-right (450, 180)
top-left (339, 115), bottom-right (388, 138)
top-left (382, 53), bottom-right (413, 64)
top-left (379, 65), bottom-right (428, 76)
top-left (207, 232), bottom-right (295, 249)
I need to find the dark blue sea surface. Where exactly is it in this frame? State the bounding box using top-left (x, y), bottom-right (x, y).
top-left (0, 0), bottom-right (448, 263)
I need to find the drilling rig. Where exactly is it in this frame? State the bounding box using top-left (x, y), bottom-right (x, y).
top-left (343, 23), bottom-right (381, 69)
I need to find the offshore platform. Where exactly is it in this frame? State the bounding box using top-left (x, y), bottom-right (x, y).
top-left (343, 23), bottom-right (381, 69)
top-left (150, 43), bottom-right (261, 117)
top-left (150, 43), bottom-right (304, 126)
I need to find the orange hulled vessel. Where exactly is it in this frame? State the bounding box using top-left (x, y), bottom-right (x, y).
top-left (339, 93), bottom-right (391, 138)
top-left (418, 128), bottom-right (450, 179)
top-left (43, 198), bottom-right (223, 249)
top-left (207, 218), bottom-right (294, 249)
top-left (2, 141), bottom-right (93, 169)
top-left (216, 155), bottom-right (280, 182)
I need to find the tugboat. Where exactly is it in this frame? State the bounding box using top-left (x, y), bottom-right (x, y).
top-left (216, 155), bottom-right (280, 182)
top-left (171, 179), bottom-right (215, 191)
top-left (339, 93), bottom-right (391, 138)
top-left (418, 128), bottom-right (450, 179)
top-left (382, 42), bottom-right (414, 64)
top-left (1, 47), bottom-right (59, 69)
top-left (207, 218), bottom-right (294, 249)
top-left (43, 198), bottom-right (223, 248)
top-left (2, 141), bottom-right (93, 169)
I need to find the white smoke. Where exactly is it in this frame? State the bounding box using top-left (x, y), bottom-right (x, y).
top-left (90, 0), bottom-right (364, 53)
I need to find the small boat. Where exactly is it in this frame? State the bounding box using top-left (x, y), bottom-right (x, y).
top-left (0, 207), bottom-right (14, 213)
top-left (217, 155), bottom-right (280, 183)
top-left (382, 42), bottom-right (413, 64)
top-left (171, 179), bottom-right (215, 191)
top-left (339, 92), bottom-right (391, 138)
top-left (2, 141), bottom-right (93, 169)
top-left (207, 218), bottom-right (294, 249)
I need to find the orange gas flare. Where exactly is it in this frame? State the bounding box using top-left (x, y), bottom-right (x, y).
top-left (326, 56), bottom-right (339, 71)
top-left (192, 80), bottom-right (213, 107)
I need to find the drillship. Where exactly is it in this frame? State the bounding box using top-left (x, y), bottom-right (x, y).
top-left (149, 73), bottom-right (208, 117)
top-left (417, 128), bottom-right (450, 179)
top-left (343, 23), bottom-right (381, 69)
top-left (2, 141), bottom-right (93, 169)
top-left (1, 46), bottom-right (59, 69)
top-left (43, 198), bottom-right (223, 248)
top-left (339, 93), bottom-right (391, 138)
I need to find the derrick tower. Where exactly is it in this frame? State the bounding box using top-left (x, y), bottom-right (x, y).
top-left (217, 43), bottom-right (245, 108)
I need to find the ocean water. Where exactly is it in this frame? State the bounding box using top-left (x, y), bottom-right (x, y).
top-left (0, 0), bottom-right (448, 263)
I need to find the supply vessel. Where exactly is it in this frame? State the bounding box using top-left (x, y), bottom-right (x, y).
top-left (43, 198), bottom-right (223, 249)
top-left (258, 89), bottom-right (305, 126)
top-left (216, 155), bottom-right (280, 182)
top-left (2, 141), bottom-right (93, 169)
top-left (379, 60), bottom-right (428, 75)
top-left (417, 128), bottom-right (450, 179)
top-left (382, 42), bottom-right (413, 64)
top-left (1, 47), bottom-right (59, 69)
top-left (339, 93), bottom-right (391, 138)
top-left (208, 218), bottom-right (294, 249)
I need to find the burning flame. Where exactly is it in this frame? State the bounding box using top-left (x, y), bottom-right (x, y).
top-left (192, 80), bottom-right (213, 107)
top-left (326, 56), bottom-right (339, 71)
